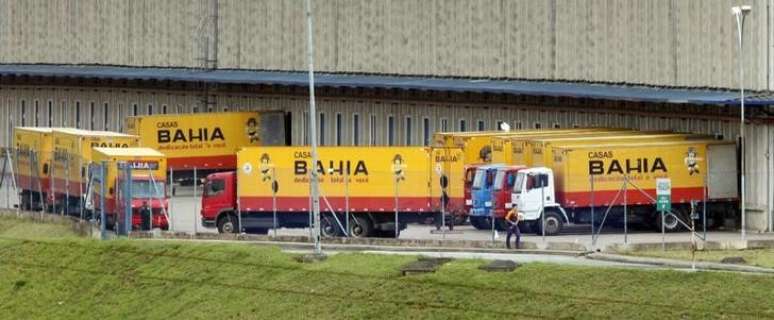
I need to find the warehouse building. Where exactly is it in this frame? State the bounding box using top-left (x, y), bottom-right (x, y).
top-left (0, 0), bottom-right (773, 231)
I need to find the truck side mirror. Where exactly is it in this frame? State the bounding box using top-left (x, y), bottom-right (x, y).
top-left (507, 174), bottom-right (515, 187)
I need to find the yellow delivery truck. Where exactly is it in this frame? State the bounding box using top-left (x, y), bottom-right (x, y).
top-left (199, 146), bottom-right (465, 237)
top-left (51, 129), bottom-right (138, 215)
top-left (13, 127), bottom-right (55, 211)
top-left (511, 140), bottom-right (737, 235)
top-left (89, 147), bottom-right (169, 230)
top-left (126, 111), bottom-right (287, 184)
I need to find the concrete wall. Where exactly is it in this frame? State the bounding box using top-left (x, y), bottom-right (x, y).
top-left (0, 0), bottom-right (770, 90)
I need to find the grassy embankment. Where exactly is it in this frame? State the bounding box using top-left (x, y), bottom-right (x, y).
top-left (0, 216), bottom-right (773, 319)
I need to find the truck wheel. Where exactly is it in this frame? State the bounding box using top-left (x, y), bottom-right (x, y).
top-left (349, 215), bottom-right (373, 238)
top-left (453, 215), bottom-right (467, 226)
top-left (535, 211), bottom-right (563, 236)
top-left (217, 214), bottom-right (238, 234)
top-left (320, 215), bottom-right (341, 238)
top-left (469, 217), bottom-right (481, 229)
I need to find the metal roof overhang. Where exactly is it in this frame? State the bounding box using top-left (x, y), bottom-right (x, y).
top-left (0, 64), bottom-right (769, 106)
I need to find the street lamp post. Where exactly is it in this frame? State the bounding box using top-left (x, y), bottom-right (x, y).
top-left (305, 0), bottom-right (322, 254)
top-left (732, 5), bottom-right (752, 241)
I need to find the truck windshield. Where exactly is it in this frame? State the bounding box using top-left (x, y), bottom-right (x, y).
top-left (204, 179), bottom-right (225, 197)
top-left (513, 172), bottom-right (526, 193)
top-left (493, 170), bottom-right (506, 191)
top-left (131, 181), bottom-right (166, 199)
top-left (472, 169), bottom-right (486, 190)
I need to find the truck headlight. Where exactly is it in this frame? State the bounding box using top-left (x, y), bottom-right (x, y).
top-left (465, 200), bottom-right (472, 205)
top-left (484, 201), bottom-right (492, 207)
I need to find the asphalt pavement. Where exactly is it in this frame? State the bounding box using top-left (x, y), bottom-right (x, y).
top-left (166, 187), bottom-right (774, 251)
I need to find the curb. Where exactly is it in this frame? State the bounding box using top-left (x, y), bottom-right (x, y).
top-left (139, 237), bottom-right (587, 256)
top-left (586, 252), bottom-right (774, 274)
top-left (129, 230), bottom-right (592, 253)
top-left (606, 239), bottom-right (774, 252)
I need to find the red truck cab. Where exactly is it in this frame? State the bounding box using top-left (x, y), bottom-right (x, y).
top-left (200, 171), bottom-right (238, 233)
top-left (463, 164), bottom-right (482, 213)
top-left (491, 166), bottom-right (526, 223)
top-left (113, 176), bottom-right (170, 230)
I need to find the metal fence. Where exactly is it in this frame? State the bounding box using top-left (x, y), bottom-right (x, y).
top-left (0, 145), bottom-right (758, 250)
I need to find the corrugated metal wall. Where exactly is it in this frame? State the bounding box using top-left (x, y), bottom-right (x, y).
top-left (0, 0), bottom-right (770, 90)
top-left (1, 85), bottom-right (772, 231)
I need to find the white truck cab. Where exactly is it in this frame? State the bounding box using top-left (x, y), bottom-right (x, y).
top-left (510, 167), bottom-right (569, 235)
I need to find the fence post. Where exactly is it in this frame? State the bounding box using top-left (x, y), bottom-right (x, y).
top-left (123, 162), bottom-right (133, 235)
top-left (100, 161), bottom-right (107, 240)
top-left (590, 174), bottom-right (595, 249)
top-left (34, 151), bottom-right (44, 214)
top-left (394, 176), bottom-right (399, 239)
top-left (28, 149), bottom-right (33, 211)
top-left (541, 182), bottom-right (545, 243)
top-left (79, 153), bottom-right (84, 220)
top-left (169, 167), bottom-right (174, 232)
top-left (624, 175), bottom-right (628, 244)
top-left (1, 148), bottom-right (8, 210)
top-left (11, 147), bottom-right (20, 216)
top-left (272, 167), bottom-right (278, 237)
top-left (344, 167), bottom-right (349, 237)
top-left (65, 152), bottom-right (70, 216)
top-left (193, 167), bottom-right (198, 235)
top-left (703, 175), bottom-right (707, 241)
top-left (50, 152), bottom-right (56, 215)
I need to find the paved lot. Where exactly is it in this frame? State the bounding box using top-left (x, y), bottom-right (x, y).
top-left (166, 187), bottom-right (774, 250)
top-left (3, 182), bottom-right (770, 250)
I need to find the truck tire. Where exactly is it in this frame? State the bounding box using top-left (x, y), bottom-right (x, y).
top-left (469, 217), bottom-right (484, 230)
top-left (349, 215), bottom-right (373, 238)
top-left (535, 211), bottom-right (564, 236)
top-left (453, 215), bottom-right (467, 226)
top-left (320, 215), bottom-right (341, 238)
top-left (217, 214), bottom-right (238, 234)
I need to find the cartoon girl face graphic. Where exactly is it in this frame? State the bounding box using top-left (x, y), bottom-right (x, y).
top-left (260, 153), bottom-right (272, 181)
top-left (246, 118), bottom-right (259, 144)
top-left (392, 154), bottom-right (406, 182)
top-left (684, 147), bottom-right (701, 176)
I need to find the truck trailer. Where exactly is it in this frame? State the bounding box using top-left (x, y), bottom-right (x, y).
top-left (511, 140), bottom-right (738, 235)
top-left (489, 129), bottom-right (632, 164)
top-left (88, 147), bottom-right (169, 230)
top-left (527, 133), bottom-right (711, 167)
top-left (200, 146), bottom-right (464, 237)
top-left (126, 111), bottom-right (287, 184)
top-left (437, 128), bottom-right (623, 217)
top-left (51, 129), bottom-right (138, 215)
top-left (13, 127), bottom-right (55, 211)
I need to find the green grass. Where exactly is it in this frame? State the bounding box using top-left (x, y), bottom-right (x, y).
top-left (0, 215), bottom-right (80, 240)
top-left (0, 217), bottom-right (773, 319)
top-left (627, 249), bottom-right (774, 269)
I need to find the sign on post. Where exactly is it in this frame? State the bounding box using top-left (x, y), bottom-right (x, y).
top-left (656, 178), bottom-right (671, 212)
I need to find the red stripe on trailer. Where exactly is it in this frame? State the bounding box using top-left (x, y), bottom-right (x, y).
top-left (50, 177), bottom-right (86, 196)
top-left (239, 196), bottom-right (434, 213)
top-left (15, 174), bottom-right (50, 192)
top-left (559, 187), bottom-right (711, 208)
top-left (167, 155), bottom-right (236, 170)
